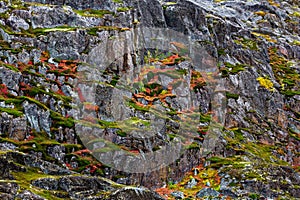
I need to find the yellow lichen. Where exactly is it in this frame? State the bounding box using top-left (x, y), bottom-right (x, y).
top-left (254, 11), bottom-right (267, 17)
top-left (257, 77), bottom-right (275, 92)
top-left (251, 32), bottom-right (277, 43)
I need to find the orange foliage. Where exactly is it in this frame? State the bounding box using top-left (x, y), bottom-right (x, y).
top-left (73, 149), bottom-right (91, 156)
top-left (84, 103), bottom-right (99, 112)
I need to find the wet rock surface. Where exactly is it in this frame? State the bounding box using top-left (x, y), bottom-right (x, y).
top-left (0, 0), bottom-right (299, 199)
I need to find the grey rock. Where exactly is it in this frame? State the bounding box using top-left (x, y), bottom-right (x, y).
top-left (0, 28), bottom-right (11, 42)
top-left (18, 51), bottom-right (30, 64)
top-left (30, 49), bottom-right (42, 64)
top-left (0, 67), bottom-right (21, 92)
top-left (0, 142), bottom-right (17, 151)
top-left (0, 193), bottom-right (14, 200)
top-left (17, 190), bottom-right (46, 200)
top-left (107, 187), bottom-right (165, 200)
top-left (22, 101), bottom-right (51, 135)
top-left (24, 0), bottom-right (115, 10)
top-left (5, 151), bottom-right (73, 175)
top-left (196, 188), bottom-right (220, 198)
top-left (0, 182), bottom-right (19, 194)
top-left (32, 178), bottom-right (59, 190)
top-left (30, 5), bottom-right (103, 28)
top-left (7, 15), bottom-right (30, 31)
top-left (186, 178), bottom-right (197, 189)
top-left (171, 191), bottom-right (185, 199)
top-left (0, 113), bottom-right (27, 140)
top-left (47, 145), bottom-right (65, 162)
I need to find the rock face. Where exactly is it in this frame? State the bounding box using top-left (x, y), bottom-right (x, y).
top-left (0, 0), bottom-right (299, 199)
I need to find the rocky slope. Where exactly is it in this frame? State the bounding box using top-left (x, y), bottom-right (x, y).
top-left (0, 0), bottom-right (299, 199)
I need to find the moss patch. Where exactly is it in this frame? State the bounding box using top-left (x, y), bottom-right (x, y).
top-left (74, 9), bottom-right (113, 18)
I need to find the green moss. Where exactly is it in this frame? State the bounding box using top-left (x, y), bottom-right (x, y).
top-left (0, 107), bottom-right (23, 117)
top-left (221, 62), bottom-right (246, 77)
top-left (162, 2), bottom-right (177, 9)
top-left (50, 111), bottom-right (74, 128)
top-left (185, 142), bottom-right (200, 150)
top-left (207, 156), bottom-right (248, 168)
top-left (29, 26), bottom-right (77, 36)
top-left (126, 100), bottom-right (149, 112)
top-left (232, 128), bottom-right (244, 141)
top-left (252, 32), bottom-right (277, 43)
top-left (249, 193), bottom-right (260, 199)
top-left (0, 11), bottom-right (9, 19)
top-left (0, 62), bottom-right (19, 72)
top-left (234, 37), bottom-right (258, 50)
top-left (86, 27), bottom-right (98, 36)
top-left (217, 49), bottom-right (226, 56)
top-left (63, 144), bottom-right (83, 153)
top-left (116, 130), bottom-right (127, 137)
top-left (12, 168), bottom-right (64, 200)
top-left (225, 92), bottom-right (239, 100)
top-left (86, 26), bottom-right (124, 36)
top-left (281, 90), bottom-right (300, 96)
top-left (112, 0), bottom-right (123, 3)
top-left (74, 9), bottom-right (113, 18)
top-left (116, 7), bottom-right (132, 12)
top-left (268, 47), bottom-right (300, 96)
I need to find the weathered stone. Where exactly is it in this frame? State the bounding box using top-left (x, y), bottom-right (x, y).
top-left (7, 15), bottom-right (30, 31)
top-left (196, 188), bottom-right (220, 198)
top-left (0, 67), bottom-right (21, 92)
top-left (171, 191), bottom-right (185, 199)
top-left (17, 190), bottom-right (46, 200)
top-left (107, 187), bottom-right (164, 200)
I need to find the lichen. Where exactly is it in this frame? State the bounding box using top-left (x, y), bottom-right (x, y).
top-left (256, 77), bottom-right (275, 92)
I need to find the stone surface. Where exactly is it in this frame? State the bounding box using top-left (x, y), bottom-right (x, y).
top-left (0, 0), bottom-right (299, 199)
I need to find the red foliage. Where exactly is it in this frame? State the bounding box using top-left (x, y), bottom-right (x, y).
top-left (65, 162), bottom-right (72, 169)
top-left (56, 89), bottom-right (65, 96)
top-left (129, 149), bottom-right (140, 155)
top-left (20, 82), bottom-right (32, 91)
top-left (73, 149), bottom-right (91, 156)
top-left (26, 135), bottom-right (35, 141)
top-left (87, 163), bottom-right (102, 173)
top-left (0, 84), bottom-right (9, 97)
top-left (76, 87), bottom-right (86, 102)
top-left (160, 54), bottom-right (180, 65)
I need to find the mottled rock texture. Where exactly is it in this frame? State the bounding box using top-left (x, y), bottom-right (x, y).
top-left (0, 0), bottom-right (299, 199)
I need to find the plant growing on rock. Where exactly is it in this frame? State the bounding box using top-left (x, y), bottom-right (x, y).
top-left (256, 77), bottom-right (275, 92)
